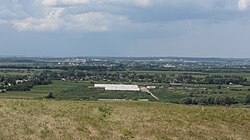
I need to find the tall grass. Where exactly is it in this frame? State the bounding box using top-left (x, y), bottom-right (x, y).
top-left (0, 99), bottom-right (249, 140)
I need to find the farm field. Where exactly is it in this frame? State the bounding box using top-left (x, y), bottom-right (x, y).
top-left (0, 81), bottom-right (154, 100)
top-left (1, 80), bottom-right (250, 105)
top-left (0, 99), bottom-right (249, 140)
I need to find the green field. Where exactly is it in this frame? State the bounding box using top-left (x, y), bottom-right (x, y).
top-left (1, 80), bottom-right (249, 105)
top-left (0, 81), bottom-right (154, 100)
top-left (0, 99), bottom-right (249, 140)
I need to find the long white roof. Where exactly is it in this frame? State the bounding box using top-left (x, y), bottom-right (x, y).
top-left (94, 84), bottom-right (140, 91)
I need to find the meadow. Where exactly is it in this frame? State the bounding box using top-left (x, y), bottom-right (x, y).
top-left (0, 99), bottom-right (249, 140)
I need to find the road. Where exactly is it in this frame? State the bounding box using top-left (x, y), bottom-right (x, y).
top-left (140, 87), bottom-right (159, 100)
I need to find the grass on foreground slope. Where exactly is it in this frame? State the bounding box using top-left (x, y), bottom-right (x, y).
top-left (0, 99), bottom-right (249, 140)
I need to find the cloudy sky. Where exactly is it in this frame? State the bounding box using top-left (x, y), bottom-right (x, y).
top-left (0, 0), bottom-right (250, 57)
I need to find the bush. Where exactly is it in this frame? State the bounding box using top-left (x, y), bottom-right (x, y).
top-left (181, 97), bottom-right (192, 105)
top-left (245, 94), bottom-right (250, 104)
top-left (45, 92), bottom-right (55, 99)
top-left (181, 96), bottom-right (236, 106)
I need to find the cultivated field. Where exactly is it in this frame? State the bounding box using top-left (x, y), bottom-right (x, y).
top-left (0, 99), bottom-right (249, 140)
top-left (0, 81), bottom-right (154, 100)
top-left (1, 80), bottom-right (250, 106)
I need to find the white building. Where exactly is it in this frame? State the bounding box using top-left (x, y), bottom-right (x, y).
top-left (94, 84), bottom-right (140, 91)
top-left (138, 99), bottom-right (149, 102)
top-left (146, 86), bottom-right (156, 89)
top-left (170, 83), bottom-right (182, 86)
top-left (163, 64), bottom-right (176, 68)
top-left (16, 79), bottom-right (27, 84)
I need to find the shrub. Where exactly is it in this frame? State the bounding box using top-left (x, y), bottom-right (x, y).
top-left (245, 94), bottom-right (250, 104)
top-left (45, 92), bottom-right (55, 99)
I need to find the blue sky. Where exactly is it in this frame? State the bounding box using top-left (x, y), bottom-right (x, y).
top-left (0, 0), bottom-right (250, 57)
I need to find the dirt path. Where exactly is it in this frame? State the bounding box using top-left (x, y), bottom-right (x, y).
top-left (140, 87), bottom-right (159, 100)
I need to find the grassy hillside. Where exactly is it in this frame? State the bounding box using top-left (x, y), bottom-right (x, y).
top-left (0, 99), bottom-right (249, 140)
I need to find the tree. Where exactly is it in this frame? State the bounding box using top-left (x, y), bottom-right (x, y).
top-left (181, 97), bottom-right (192, 104)
top-left (245, 94), bottom-right (250, 104)
top-left (46, 92), bottom-right (55, 99)
top-left (218, 85), bottom-right (222, 90)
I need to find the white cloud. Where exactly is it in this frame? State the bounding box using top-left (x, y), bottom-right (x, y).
top-left (91, 0), bottom-right (153, 7)
top-left (0, 0), bottom-right (249, 32)
top-left (134, 0), bottom-right (151, 6)
top-left (65, 12), bottom-right (131, 32)
top-left (42, 0), bottom-right (89, 6)
top-left (238, 0), bottom-right (250, 11)
top-left (12, 8), bottom-right (64, 31)
top-left (0, 4), bottom-right (11, 18)
top-left (11, 9), bottom-right (131, 32)
top-left (0, 19), bottom-right (8, 25)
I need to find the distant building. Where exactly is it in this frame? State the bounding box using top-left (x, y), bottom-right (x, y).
top-left (138, 99), bottom-right (149, 102)
top-left (0, 89), bottom-right (6, 93)
top-left (92, 59), bottom-right (107, 62)
top-left (16, 79), bottom-right (27, 84)
top-left (92, 59), bottom-right (101, 62)
top-left (170, 83), bottom-right (182, 87)
top-left (146, 86), bottom-right (157, 89)
top-left (16, 80), bottom-right (24, 84)
top-left (98, 99), bottom-right (126, 101)
top-left (72, 59), bottom-right (86, 64)
top-left (163, 64), bottom-right (176, 68)
top-left (61, 78), bottom-right (67, 81)
top-left (94, 84), bottom-right (140, 91)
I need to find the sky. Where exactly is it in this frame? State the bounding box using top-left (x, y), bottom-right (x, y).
top-left (1, 0), bottom-right (250, 57)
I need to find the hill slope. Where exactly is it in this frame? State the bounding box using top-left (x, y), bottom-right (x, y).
top-left (0, 99), bottom-right (249, 140)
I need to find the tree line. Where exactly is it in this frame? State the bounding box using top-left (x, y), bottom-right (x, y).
top-left (182, 94), bottom-right (250, 105)
top-left (0, 72), bottom-right (52, 91)
top-left (44, 69), bottom-right (248, 85)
